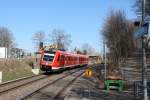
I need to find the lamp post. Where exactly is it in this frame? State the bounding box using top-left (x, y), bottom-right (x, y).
top-left (142, 0), bottom-right (148, 100)
top-left (142, 34), bottom-right (148, 100)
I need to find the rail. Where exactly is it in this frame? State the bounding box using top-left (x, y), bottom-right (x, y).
top-left (0, 74), bottom-right (48, 94)
top-left (133, 81), bottom-right (150, 100)
top-left (21, 68), bottom-right (85, 99)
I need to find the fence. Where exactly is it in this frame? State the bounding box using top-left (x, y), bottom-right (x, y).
top-left (134, 81), bottom-right (150, 100)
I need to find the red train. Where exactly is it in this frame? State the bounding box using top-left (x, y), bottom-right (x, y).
top-left (40, 48), bottom-right (89, 72)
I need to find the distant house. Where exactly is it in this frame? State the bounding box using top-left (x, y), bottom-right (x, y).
top-left (88, 55), bottom-right (102, 64)
top-left (10, 48), bottom-right (26, 58)
top-left (0, 47), bottom-right (7, 58)
top-left (0, 47), bottom-right (32, 59)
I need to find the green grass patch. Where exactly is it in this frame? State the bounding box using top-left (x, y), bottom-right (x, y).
top-left (0, 59), bottom-right (34, 82)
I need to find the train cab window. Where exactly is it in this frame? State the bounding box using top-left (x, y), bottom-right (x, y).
top-left (43, 54), bottom-right (54, 62)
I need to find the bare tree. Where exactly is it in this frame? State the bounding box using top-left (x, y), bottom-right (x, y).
top-left (0, 27), bottom-right (15, 58)
top-left (49, 29), bottom-right (72, 50)
top-left (0, 27), bottom-right (15, 48)
top-left (81, 43), bottom-right (95, 55)
top-left (73, 47), bottom-right (77, 52)
top-left (102, 10), bottom-right (135, 68)
top-left (33, 31), bottom-right (45, 51)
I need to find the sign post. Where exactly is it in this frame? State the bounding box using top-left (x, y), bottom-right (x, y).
top-left (84, 68), bottom-right (93, 99)
top-left (134, 21), bottom-right (149, 100)
top-left (0, 71), bottom-right (2, 83)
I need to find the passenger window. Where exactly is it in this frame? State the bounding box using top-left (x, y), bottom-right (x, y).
top-left (65, 56), bottom-right (68, 60)
top-left (60, 55), bottom-right (64, 61)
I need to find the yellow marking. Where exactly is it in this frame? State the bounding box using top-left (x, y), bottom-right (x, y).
top-left (84, 68), bottom-right (93, 77)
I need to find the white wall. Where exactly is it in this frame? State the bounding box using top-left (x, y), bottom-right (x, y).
top-left (0, 47), bottom-right (7, 58)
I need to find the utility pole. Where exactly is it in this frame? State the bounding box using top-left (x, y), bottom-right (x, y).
top-left (105, 44), bottom-right (107, 79)
top-left (143, 38), bottom-right (148, 100)
top-left (103, 40), bottom-right (105, 61)
top-left (103, 39), bottom-right (107, 79)
top-left (142, 0), bottom-right (148, 100)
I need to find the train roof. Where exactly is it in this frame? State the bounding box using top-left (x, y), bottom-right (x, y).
top-left (56, 50), bottom-right (88, 58)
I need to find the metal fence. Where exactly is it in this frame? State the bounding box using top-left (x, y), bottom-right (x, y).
top-left (134, 81), bottom-right (150, 100)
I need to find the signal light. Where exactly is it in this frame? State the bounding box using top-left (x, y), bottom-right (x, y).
top-left (39, 42), bottom-right (43, 49)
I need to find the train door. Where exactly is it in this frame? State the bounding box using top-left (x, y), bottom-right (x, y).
top-left (59, 54), bottom-right (65, 67)
top-left (65, 55), bottom-right (68, 66)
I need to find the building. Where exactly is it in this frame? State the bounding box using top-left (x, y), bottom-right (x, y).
top-left (0, 47), bottom-right (7, 58)
top-left (88, 55), bottom-right (102, 64)
top-left (10, 48), bottom-right (25, 58)
top-left (0, 47), bottom-right (32, 59)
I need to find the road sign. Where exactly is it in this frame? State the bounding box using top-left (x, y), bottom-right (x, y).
top-left (134, 22), bottom-right (149, 38)
top-left (84, 68), bottom-right (93, 77)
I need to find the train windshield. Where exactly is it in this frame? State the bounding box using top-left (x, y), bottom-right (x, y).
top-left (43, 53), bottom-right (55, 62)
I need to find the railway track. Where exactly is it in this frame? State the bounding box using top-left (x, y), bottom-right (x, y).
top-left (22, 68), bottom-right (85, 100)
top-left (0, 74), bottom-right (48, 94)
top-left (0, 66), bottom-right (88, 100)
top-left (54, 71), bottom-right (84, 100)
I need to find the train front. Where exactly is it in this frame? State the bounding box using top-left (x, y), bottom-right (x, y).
top-left (40, 48), bottom-right (56, 72)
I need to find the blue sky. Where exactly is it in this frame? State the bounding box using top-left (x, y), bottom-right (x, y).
top-left (0, 0), bottom-right (136, 53)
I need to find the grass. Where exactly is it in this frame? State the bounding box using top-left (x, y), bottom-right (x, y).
top-left (0, 58), bottom-right (34, 82)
